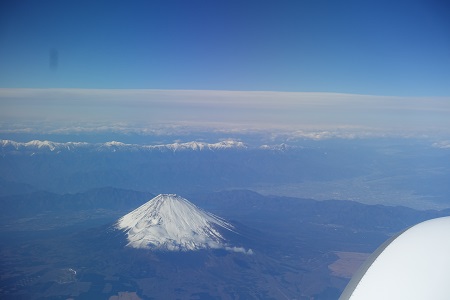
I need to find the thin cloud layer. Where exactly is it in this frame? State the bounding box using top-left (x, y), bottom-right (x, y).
top-left (1, 88), bottom-right (449, 137)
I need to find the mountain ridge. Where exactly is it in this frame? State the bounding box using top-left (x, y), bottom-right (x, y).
top-left (0, 139), bottom-right (251, 154)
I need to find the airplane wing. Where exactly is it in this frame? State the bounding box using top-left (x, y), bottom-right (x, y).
top-left (339, 216), bottom-right (450, 300)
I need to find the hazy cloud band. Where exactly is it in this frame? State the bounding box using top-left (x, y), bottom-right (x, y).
top-left (1, 88), bottom-right (449, 135)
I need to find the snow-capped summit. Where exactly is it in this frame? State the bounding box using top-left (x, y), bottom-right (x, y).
top-left (116, 194), bottom-right (234, 251)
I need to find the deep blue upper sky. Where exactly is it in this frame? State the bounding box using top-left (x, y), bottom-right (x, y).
top-left (1, 0), bottom-right (449, 96)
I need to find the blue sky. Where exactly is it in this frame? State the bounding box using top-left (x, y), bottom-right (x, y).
top-left (1, 0), bottom-right (449, 96)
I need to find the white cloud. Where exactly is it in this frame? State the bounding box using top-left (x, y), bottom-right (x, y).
top-left (432, 141), bottom-right (450, 149)
top-left (1, 88), bottom-right (449, 137)
top-left (225, 246), bottom-right (253, 255)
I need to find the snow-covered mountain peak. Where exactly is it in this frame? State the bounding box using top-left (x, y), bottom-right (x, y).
top-left (104, 141), bottom-right (128, 147)
top-left (116, 194), bottom-right (235, 251)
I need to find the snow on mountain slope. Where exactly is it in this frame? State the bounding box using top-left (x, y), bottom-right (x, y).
top-left (0, 139), bottom-right (89, 152)
top-left (161, 140), bottom-right (246, 151)
top-left (116, 194), bottom-right (236, 251)
top-left (0, 139), bottom-right (247, 154)
top-left (0, 139), bottom-right (304, 154)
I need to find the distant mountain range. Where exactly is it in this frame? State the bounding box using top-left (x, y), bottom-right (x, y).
top-left (0, 139), bottom-right (337, 195)
top-left (1, 139), bottom-right (450, 209)
top-left (2, 187), bottom-right (448, 237)
top-left (0, 187), bottom-right (153, 217)
top-left (0, 139), bottom-right (254, 154)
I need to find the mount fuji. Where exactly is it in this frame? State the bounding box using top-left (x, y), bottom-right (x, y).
top-left (116, 194), bottom-right (246, 252)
